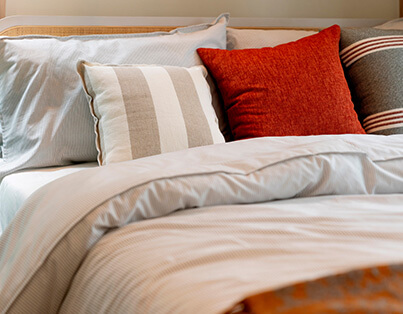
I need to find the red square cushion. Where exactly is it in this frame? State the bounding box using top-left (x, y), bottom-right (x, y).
top-left (197, 25), bottom-right (365, 140)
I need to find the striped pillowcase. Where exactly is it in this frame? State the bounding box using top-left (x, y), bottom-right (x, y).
top-left (340, 28), bottom-right (403, 135)
top-left (77, 62), bottom-right (224, 165)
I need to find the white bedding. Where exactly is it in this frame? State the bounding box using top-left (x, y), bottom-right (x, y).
top-left (0, 134), bottom-right (402, 313)
top-left (0, 162), bottom-right (97, 234)
top-left (61, 194), bottom-right (403, 313)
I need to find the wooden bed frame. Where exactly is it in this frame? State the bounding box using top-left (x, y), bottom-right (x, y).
top-left (0, 15), bottom-right (396, 37)
top-left (0, 17), bottom-right (390, 37)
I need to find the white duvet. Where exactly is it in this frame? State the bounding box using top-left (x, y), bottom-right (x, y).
top-left (0, 134), bottom-right (403, 313)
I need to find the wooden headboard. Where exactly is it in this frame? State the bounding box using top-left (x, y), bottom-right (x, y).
top-left (0, 14), bottom-right (394, 37)
top-left (0, 25), bottom-right (183, 37)
top-left (0, 23), bottom-right (325, 37)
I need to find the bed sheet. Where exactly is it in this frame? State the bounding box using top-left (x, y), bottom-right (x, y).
top-left (0, 162), bottom-right (98, 234)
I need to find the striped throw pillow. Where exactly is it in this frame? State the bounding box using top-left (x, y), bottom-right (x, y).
top-left (78, 62), bottom-right (224, 165)
top-left (340, 28), bottom-right (403, 134)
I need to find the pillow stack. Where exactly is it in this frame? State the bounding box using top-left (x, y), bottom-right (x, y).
top-left (0, 14), bottom-right (228, 178)
top-left (1, 14), bottom-right (401, 179)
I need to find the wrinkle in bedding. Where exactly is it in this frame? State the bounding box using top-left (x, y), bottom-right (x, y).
top-left (0, 135), bottom-right (402, 313)
top-left (59, 195), bottom-right (403, 314)
top-left (0, 162), bottom-right (98, 234)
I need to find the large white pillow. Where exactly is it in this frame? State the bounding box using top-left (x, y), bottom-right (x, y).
top-left (375, 18), bottom-right (403, 30)
top-left (227, 27), bottom-right (318, 49)
top-left (0, 14), bottom-right (228, 181)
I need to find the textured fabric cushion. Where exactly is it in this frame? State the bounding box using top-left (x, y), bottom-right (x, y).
top-left (78, 62), bottom-right (224, 165)
top-left (198, 25), bottom-right (365, 140)
top-left (0, 14), bottom-right (228, 180)
top-left (227, 28), bottom-right (318, 49)
top-left (340, 28), bottom-right (403, 134)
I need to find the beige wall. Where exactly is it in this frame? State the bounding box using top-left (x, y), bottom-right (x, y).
top-left (6, 0), bottom-right (400, 19)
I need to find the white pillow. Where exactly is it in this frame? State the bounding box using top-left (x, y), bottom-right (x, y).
top-left (227, 27), bottom-right (318, 49)
top-left (375, 18), bottom-right (403, 30)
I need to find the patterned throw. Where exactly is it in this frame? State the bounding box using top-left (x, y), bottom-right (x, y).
top-left (78, 62), bottom-right (224, 165)
top-left (227, 263), bottom-right (403, 314)
top-left (340, 28), bottom-right (403, 135)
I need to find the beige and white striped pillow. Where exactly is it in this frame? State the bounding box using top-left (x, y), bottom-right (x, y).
top-left (78, 61), bottom-right (224, 165)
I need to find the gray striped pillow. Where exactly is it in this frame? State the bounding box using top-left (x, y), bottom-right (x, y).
top-left (340, 28), bottom-right (403, 134)
top-left (78, 62), bottom-right (224, 165)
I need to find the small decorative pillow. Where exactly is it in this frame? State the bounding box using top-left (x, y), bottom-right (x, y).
top-left (340, 28), bottom-right (403, 134)
top-left (77, 62), bottom-right (224, 165)
top-left (227, 28), bottom-right (318, 50)
top-left (198, 25), bottom-right (365, 140)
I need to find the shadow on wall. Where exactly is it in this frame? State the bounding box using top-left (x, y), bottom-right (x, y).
top-left (1, 0), bottom-right (402, 19)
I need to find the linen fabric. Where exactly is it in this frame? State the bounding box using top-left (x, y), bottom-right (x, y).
top-left (198, 25), bottom-right (365, 140)
top-left (227, 27), bottom-right (318, 49)
top-left (78, 62), bottom-right (224, 165)
top-left (340, 28), bottom-right (403, 134)
top-left (1, 134), bottom-right (403, 313)
top-left (0, 14), bottom-right (228, 181)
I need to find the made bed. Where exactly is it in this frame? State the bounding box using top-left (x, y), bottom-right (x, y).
top-left (0, 13), bottom-right (402, 314)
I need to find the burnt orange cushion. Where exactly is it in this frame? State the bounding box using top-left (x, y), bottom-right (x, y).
top-left (197, 25), bottom-right (365, 140)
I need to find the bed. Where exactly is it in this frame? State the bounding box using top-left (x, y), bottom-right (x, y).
top-left (0, 13), bottom-right (402, 314)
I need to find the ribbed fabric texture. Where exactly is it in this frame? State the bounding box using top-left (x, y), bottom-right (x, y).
top-left (340, 27), bottom-right (403, 135)
top-left (78, 62), bottom-right (224, 165)
top-left (198, 25), bottom-right (365, 140)
top-left (0, 14), bottom-right (228, 182)
top-left (1, 134), bottom-right (403, 313)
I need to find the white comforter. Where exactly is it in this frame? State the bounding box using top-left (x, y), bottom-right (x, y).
top-left (0, 134), bottom-right (403, 313)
